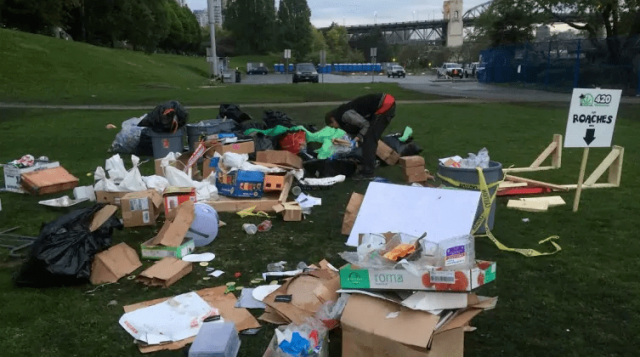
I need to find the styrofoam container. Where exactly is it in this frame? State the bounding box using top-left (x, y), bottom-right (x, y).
top-left (189, 322), bottom-right (240, 357)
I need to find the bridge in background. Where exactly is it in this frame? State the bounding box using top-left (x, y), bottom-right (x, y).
top-left (320, 1), bottom-right (585, 47)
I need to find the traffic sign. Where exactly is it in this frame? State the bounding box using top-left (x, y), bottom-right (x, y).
top-left (284, 49), bottom-right (291, 59)
top-left (370, 47), bottom-right (377, 57)
top-left (564, 88), bottom-right (622, 148)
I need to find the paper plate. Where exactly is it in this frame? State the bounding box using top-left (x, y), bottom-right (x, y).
top-left (252, 285), bottom-right (281, 302)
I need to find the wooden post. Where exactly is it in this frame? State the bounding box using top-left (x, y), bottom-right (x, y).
top-left (573, 147), bottom-right (590, 212)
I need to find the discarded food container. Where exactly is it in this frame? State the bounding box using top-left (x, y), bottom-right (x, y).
top-left (243, 223), bottom-right (257, 235)
top-left (189, 321), bottom-right (240, 357)
top-left (437, 160), bottom-right (503, 233)
top-left (148, 129), bottom-right (185, 159)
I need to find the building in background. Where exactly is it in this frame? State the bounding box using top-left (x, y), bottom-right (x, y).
top-left (192, 0), bottom-right (224, 28)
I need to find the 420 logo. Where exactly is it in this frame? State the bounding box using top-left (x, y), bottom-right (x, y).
top-left (580, 93), bottom-right (612, 107)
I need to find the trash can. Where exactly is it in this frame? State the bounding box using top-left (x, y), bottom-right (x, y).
top-left (437, 161), bottom-right (503, 233)
top-left (235, 70), bottom-right (241, 83)
top-left (186, 120), bottom-right (237, 152)
top-left (148, 129), bottom-right (184, 159)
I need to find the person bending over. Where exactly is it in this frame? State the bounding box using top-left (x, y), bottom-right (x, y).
top-left (325, 93), bottom-right (396, 180)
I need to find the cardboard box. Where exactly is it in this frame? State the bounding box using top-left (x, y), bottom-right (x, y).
top-left (342, 192), bottom-right (364, 235)
top-left (216, 167), bottom-right (265, 198)
top-left (95, 191), bottom-right (128, 206)
top-left (376, 141), bottom-right (400, 166)
top-left (2, 161), bottom-right (60, 193)
top-left (163, 187), bottom-right (196, 216)
top-left (263, 326), bottom-right (328, 357)
top-left (340, 261), bottom-right (496, 292)
top-left (341, 294), bottom-right (491, 357)
top-left (405, 170), bottom-right (430, 183)
top-left (121, 190), bottom-right (163, 228)
top-left (123, 285), bottom-right (261, 353)
top-left (282, 202), bottom-right (302, 221)
top-left (136, 257), bottom-right (192, 288)
top-left (21, 166), bottom-right (79, 195)
top-left (90, 242), bottom-right (142, 285)
top-left (403, 165), bottom-right (426, 176)
top-left (264, 174), bottom-right (286, 192)
top-left (213, 140), bottom-right (255, 155)
top-left (202, 157), bottom-right (221, 180)
top-left (207, 173), bottom-right (293, 212)
top-left (256, 150), bottom-right (303, 169)
top-left (399, 156), bottom-right (426, 168)
top-left (141, 201), bottom-right (196, 259)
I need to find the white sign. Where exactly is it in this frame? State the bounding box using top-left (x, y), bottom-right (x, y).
top-left (284, 49), bottom-right (291, 59)
top-left (370, 47), bottom-right (377, 57)
top-left (564, 88), bottom-right (622, 148)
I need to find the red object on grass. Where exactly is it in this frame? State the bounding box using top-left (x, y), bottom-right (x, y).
top-left (497, 187), bottom-right (552, 197)
top-left (234, 272), bottom-right (241, 278)
top-left (279, 131), bottom-right (306, 154)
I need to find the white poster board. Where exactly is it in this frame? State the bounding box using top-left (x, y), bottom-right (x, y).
top-left (346, 183), bottom-right (481, 247)
top-left (564, 88), bottom-right (622, 148)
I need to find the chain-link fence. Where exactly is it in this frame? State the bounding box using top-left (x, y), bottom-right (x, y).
top-left (478, 36), bottom-right (640, 95)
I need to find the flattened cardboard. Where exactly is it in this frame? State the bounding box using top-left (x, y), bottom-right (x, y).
top-left (90, 243), bottom-right (141, 284)
top-left (403, 166), bottom-right (427, 176)
top-left (262, 269), bottom-right (340, 325)
top-left (123, 286), bottom-right (261, 353)
top-left (341, 192), bottom-right (364, 235)
top-left (259, 306), bottom-right (291, 325)
top-left (399, 156), bottom-right (426, 168)
top-left (95, 191), bottom-right (127, 206)
top-left (136, 257), bottom-right (192, 288)
top-left (89, 204), bottom-right (118, 232)
top-left (256, 150), bottom-right (303, 169)
top-left (121, 190), bottom-right (164, 228)
top-left (405, 171), bottom-right (430, 183)
top-left (3, 161), bottom-right (59, 192)
top-left (149, 200), bottom-right (195, 247)
top-left (21, 166), bottom-right (79, 195)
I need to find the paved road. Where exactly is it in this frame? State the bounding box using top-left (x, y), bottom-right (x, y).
top-left (240, 73), bottom-right (434, 85)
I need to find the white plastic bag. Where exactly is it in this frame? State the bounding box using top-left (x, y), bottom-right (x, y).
top-left (222, 152), bottom-right (249, 170)
top-left (194, 175), bottom-right (219, 201)
top-left (164, 165), bottom-right (196, 187)
top-left (93, 166), bottom-right (120, 192)
top-left (142, 175), bottom-right (170, 194)
top-left (105, 154), bottom-right (127, 182)
top-left (118, 155), bottom-right (147, 192)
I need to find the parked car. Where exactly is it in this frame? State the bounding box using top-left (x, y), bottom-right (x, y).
top-left (293, 63), bottom-right (319, 83)
top-left (437, 63), bottom-right (464, 78)
top-left (386, 65), bottom-right (406, 78)
top-left (464, 62), bottom-right (479, 78)
top-left (247, 62), bottom-right (268, 75)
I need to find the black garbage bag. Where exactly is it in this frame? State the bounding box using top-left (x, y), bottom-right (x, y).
top-left (219, 104), bottom-right (252, 123)
top-left (239, 121), bottom-right (267, 131)
top-left (263, 110), bottom-right (295, 128)
top-left (304, 159), bottom-right (358, 178)
top-left (138, 101), bottom-right (189, 133)
top-left (253, 134), bottom-right (275, 152)
top-left (14, 204), bottom-right (123, 288)
top-left (382, 133), bottom-right (423, 156)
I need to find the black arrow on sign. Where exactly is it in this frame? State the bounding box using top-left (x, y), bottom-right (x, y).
top-left (583, 128), bottom-right (596, 145)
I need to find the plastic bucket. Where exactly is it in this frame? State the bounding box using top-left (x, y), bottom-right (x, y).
top-left (437, 161), bottom-right (504, 233)
top-left (186, 120), bottom-right (237, 152)
top-left (148, 129), bottom-right (184, 159)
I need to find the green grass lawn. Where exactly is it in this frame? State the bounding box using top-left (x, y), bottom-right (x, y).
top-left (0, 29), bottom-right (435, 105)
top-left (1, 103), bottom-right (639, 357)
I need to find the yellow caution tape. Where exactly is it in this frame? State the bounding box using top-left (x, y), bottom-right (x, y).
top-left (236, 206), bottom-right (271, 218)
top-left (437, 168), bottom-right (561, 257)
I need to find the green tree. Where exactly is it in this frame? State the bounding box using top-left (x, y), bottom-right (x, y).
top-left (323, 24), bottom-right (350, 61)
top-left (1, 0), bottom-right (79, 33)
top-left (162, 0), bottom-right (186, 52)
top-left (277, 0), bottom-right (313, 59)
top-left (474, 0), bottom-right (535, 46)
top-left (225, 0), bottom-right (276, 54)
top-left (310, 27), bottom-right (327, 52)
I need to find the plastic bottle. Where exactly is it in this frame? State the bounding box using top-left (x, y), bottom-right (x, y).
top-left (242, 223), bottom-right (257, 235)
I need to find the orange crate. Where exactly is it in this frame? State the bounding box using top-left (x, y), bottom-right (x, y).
top-left (264, 174), bottom-right (285, 192)
top-left (21, 167), bottom-right (79, 195)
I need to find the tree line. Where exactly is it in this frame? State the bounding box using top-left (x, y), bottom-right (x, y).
top-left (0, 0), bottom-right (202, 54)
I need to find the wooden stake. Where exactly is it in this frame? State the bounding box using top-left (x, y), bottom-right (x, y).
top-left (573, 147), bottom-right (590, 212)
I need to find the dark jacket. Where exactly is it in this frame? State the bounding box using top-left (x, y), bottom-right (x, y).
top-left (331, 93), bottom-right (385, 137)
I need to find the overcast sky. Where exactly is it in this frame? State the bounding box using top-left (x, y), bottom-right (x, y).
top-left (186, 0), bottom-right (488, 27)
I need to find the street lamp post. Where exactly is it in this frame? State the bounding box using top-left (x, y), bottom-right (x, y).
top-left (207, 0), bottom-right (219, 78)
top-left (374, 11), bottom-right (377, 25)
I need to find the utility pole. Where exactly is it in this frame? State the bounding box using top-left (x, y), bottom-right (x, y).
top-left (207, 0), bottom-right (219, 77)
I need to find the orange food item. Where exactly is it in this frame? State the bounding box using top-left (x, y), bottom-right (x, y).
top-left (383, 244), bottom-right (416, 261)
top-left (477, 271), bottom-right (485, 286)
